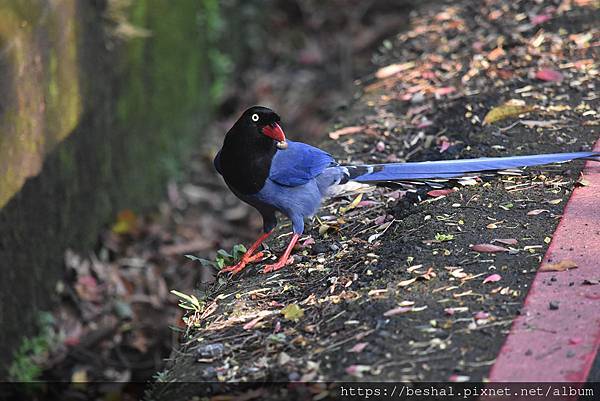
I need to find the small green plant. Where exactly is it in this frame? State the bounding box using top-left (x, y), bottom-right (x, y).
top-left (9, 312), bottom-right (58, 382)
top-left (185, 243), bottom-right (247, 270)
top-left (435, 233), bottom-right (454, 242)
top-left (170, 290), bottom-right (204, 313)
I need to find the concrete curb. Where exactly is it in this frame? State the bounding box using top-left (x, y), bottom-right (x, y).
top-left (489, 138), bottom-right (600, 387)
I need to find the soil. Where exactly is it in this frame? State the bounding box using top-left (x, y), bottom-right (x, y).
top-left (147, 0), bottom-right (599, 399)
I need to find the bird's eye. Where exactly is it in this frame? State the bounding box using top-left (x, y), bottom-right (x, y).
top-left (251, 113), bottom-right (259, 122)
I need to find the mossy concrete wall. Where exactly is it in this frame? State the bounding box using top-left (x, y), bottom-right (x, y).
top-left (0, 0), bottom-right (225, 375)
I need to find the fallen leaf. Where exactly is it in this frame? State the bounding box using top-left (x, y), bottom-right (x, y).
top-left (483, 274), bottom-right (502, 284)
top-left (398, 277), bottom-right (417, 287)
top-left (375, 62), bottom-right (414, 79)
top-left (340, 193), bottom-right (363, 214)
top-left (535, 69), bottom-right (564, 82)
top-left (531, 14), bottom-right (552, 25)
top-left (471, 244), bottom-right (509, 253)
top-left (492, 238), bottom-right (518, 245)
top-left (487, 47), bottom-right (505, 61)
top-left (243, 315), bottom-right (265, 330)
top-left (278, 352), bottom-right (291, 365)
top-left (434, 86), bottom-right (456, 96)
top-left (300, 237), bottom-right (315, 248)
top-left (527, 209), bottom-right (550, 216)
top-left (345, 365), bottom-right (371, 378)
top-left (111, 209), bottom-right (138, 234)
top-left (427, 189), bottom-right (455, 197)
top-left (483, 103), bottom-right (536, 125)
top-left (449, 374), bottom-right (470, 382)
top-left (539, 260), bottom-right (578, 272)
top-left (328, 126), bottom-right (364, 140)
top-left (281, 304), bottom-right (304, 322)
top-left (383, 306), bottom-right (413, 316)
top-left (347, 342), bottom-right (368, 353)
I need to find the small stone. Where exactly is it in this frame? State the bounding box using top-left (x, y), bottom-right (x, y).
top-left (196, 343), bottom-right (224, 358)
top-left (329, 243), bottom-right (340, 252)
top-left (549, 301), bottom-right (559, 310)
top-left (566, 351), bottom-right (576, 358)
top-left (312, 243), bottom-right (329, 254)
top-left (411, 92), bottom-right (425, 104)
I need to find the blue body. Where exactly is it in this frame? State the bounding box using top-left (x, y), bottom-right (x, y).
top-left (215, 141), bottom-right (600, 235)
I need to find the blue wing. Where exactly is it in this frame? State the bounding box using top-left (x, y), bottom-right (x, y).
top-left (268, 140), bottom-right (336, 187)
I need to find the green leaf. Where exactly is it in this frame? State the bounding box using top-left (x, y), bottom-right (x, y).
top-left (170, 290), bottom-right (196, 305)
top-left (232, 244), bottom-right (247, 260)
top-left (435, 233), bottom-right (454, 242)
top-left (217, 249), bottom-right (233, 259)
top-left (281, 304), bottom-right (304, 322)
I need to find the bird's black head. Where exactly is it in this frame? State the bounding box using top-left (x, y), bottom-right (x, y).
top-left (234, 106), bottom-right (288, 149)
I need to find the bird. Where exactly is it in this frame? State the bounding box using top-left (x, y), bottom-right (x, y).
top-left (214, 106), bottom-right (599, 274)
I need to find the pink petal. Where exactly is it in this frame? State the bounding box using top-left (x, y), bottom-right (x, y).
top-left (531, 14), bottom-right (552, 26)
top-left (427, 189), bottom-right (455, 197)
top-left (435, 86), bottom-right (456, 96)
top-left (474, 311), bottom-right (490, 320)
top-left (383, 306), bottom-right (413, 316)
top-left (483, 274), bottom-right (502, 284)
top-left (439, 140), bottom-right (451, 153)
top-left (535, 69), bottom-right (564, 82)
top-left (348, 342), bottom-right (368, 353)
top-left (449, 374), bottom-right (470, 382)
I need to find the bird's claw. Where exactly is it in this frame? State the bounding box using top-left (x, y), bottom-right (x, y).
top-left (261, 256), bottom-right (294, 274)
top-left (219, 252), bottom-right (265, 275)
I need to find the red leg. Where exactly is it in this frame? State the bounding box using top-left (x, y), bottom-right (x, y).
top-left (262, 233), bottom-right (301, 274)
top-left (220, 230), bottom-right (273, 275)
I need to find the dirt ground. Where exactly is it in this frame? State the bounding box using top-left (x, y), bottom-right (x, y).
top-left (144, 0), bottom-right (598, 399)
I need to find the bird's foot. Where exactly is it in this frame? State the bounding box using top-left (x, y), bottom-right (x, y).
top-left (261, 256), bottom-right (294, 274)
top-left (220, 252), bottom-right (265, 275)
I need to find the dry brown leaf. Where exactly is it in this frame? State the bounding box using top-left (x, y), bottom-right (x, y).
top-left (492, 238), bottom-right (518, 245)
top-left (398, 277), bottom-right (417, 287)
top-left (527, 209), bottom-right (550, 216)
top-left (539, 260), bottom-right (578, 272)
top-left (471, 243), bottom-right (510, 253)
top-left (487, 47), bottom-right (505, 61)
top-left (375, 62), bottom-right (415, 79)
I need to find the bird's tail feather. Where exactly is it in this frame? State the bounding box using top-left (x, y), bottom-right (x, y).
top-left (345, 151), bottom-right (600, 183)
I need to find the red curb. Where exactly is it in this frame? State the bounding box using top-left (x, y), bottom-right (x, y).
top-left (488, 139), bottom-right (600, 388)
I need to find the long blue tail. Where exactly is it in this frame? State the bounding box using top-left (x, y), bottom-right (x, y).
top-left (344, 151), bottom-right (600, 183)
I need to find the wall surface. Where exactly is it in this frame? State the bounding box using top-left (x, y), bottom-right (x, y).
top-left (0, 0), bottom-right (225, 375)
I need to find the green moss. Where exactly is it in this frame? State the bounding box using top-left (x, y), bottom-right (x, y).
top-left (8, 312), bottom-right (57, 382)
top-left (112, 0), bottom-right (229, 207)
top-left (0, 0), bottom-right (81, 209)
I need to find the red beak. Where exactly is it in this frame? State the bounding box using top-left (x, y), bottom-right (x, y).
top-left (262, 122), bottom-right (286, 142)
